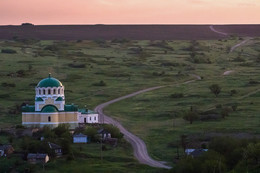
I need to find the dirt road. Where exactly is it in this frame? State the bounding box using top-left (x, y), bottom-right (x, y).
top-left (223, 70), bottom-right (234, 76)
top-left (93, 73), bottom-right (203, 169)
top-left (230, 37), bottom-right (252, 53)
top-left (209, 25), bottom-right (252, 52)
top-left (209, 25), bottom-right (228, 36)
top-left (94, 86), bottom-right (172, 169)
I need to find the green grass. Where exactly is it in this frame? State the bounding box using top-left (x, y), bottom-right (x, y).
top-left (0, 37), bottom-right (259, 170)
top-left (40, 143), bottom-right (166, 173)
top-left (0, 139), bottom-right (165, 173)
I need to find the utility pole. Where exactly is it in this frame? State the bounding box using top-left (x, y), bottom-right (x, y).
top-left (101, 134), bottom-right (103, 163)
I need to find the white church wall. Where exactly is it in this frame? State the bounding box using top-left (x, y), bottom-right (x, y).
top-left (78, 113), bottom-right (99, 124)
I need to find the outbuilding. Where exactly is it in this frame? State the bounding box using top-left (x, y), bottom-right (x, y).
top-left (0, 145), bottom-right (14, 157)
top-left (185, 149), bottom-right (208, 158)
top-left (27, 153), bottom-right (49, 164)
top-left (48, 142), bottom-right (62, 157)
top-left (73, 133), bottom-right (88, 143)
top-left (97, 128), bottom-right (111, 139)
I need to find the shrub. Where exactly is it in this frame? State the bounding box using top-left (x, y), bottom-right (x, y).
top-left (161, 62), bottom-right (180, 67)
top-left (1, 83), bottom-right (16, 87)
top-left (1, 49), bottom-right (17, 54)
top-left (111, 38), bottom-right (129, 43)
top-left (149, 41), bottom-right (174, 50)
top-left (92, 80), bottom-right (106, 86)
top-left (232, 56), bottom-right (245, 62)
top-left (152, 71), bottom-right (165, 76)
top-left (216, 104), bottom-right (222, 109)
top-left (68, 63), bottom-right (86, 68)
top-left (231, 105), bottom-right (238, 111)
top-left (200, 114), bottom-right (221, 121)
top-left (16, 70), bottom-right (25, 77)
top-left (0, 94), bottom-right (10, 98)
top-left (230, 89), bottom-right (237, 96)
top-left (183, 110), bottom-right (199, 124)
top-left (209, 84), bottom-right (221, 97)
top-left (221, 107), bottom-right (231, 118)
top-left (44, 45), bottom-right (59, 52)
top-left (15, 125), bottom-right (25, 129)
top-left (170, 93), bottom-right (184, 98)
top-left (248, 80), bottom-right (258, 85)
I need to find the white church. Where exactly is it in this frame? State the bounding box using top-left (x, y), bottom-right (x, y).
top-left (22, 74), bottom-right (99, 129)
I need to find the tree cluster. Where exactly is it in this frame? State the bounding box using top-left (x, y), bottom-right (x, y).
top-left (172, 137), bottom-right (260, 173)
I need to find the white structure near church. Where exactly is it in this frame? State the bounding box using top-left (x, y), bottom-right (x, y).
top-left (22, 74), bottom-right (99, 129)
top-left (78, 109), bottom-right (99, 124)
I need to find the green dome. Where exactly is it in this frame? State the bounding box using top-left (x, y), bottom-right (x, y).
top-left (37, 74), bottom-right (62, 88)
top-left (41, 105), bottom-right (58, 113)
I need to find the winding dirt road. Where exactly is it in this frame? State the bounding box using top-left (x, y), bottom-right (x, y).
top-left (94, 78), bottom-right (200, 169)
top-left (94, 27), bottom-right (254, 168)
top-left (209, 25), bottom-right (252, 52)
top-left (94, 86), bottom-right (173, 169)
top-left (230, 37), bottom-right (252, 53)
top-left (209, 25), bottom-right (228, 36)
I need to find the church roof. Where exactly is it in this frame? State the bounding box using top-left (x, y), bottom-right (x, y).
top-left (78, 108), bottom-right (96, 114)
top-left (55, 97), bottom-right (64, 101)
top-left (35, 97), bottom-right (44, 102)
top-left (64, 104), bottom-right (78, 112)
top-left (37, 74), bottom-right (62, 88)
top-left (41, 105), bottom-right (58, 113)
top-left (22, 105), bottom-right (35, 112)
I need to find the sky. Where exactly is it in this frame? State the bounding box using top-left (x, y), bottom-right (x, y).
top-left (1, 0), bottom-right (260, 25)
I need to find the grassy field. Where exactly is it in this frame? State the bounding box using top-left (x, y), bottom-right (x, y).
top-left (0, 132), bottom-right (165, 173)
top-left (0, 37), bottom-right (259, 170)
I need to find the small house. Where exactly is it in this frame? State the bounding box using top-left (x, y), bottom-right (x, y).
top-left (98, 129), bottom-right (111, 139)
top-left (0, 145), bottom-right (14, 157)
top-left (27, 153), bottom-right (49, 164)
top-left (185, 149), bottom-right (208, 158)
top-left (73, 133), bottom-right (88, 143)
top-left (48, 142), bottom-right (62, 157)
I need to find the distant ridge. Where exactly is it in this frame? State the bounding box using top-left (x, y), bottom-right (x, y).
top-left (0, 25), bottom-right (260, 40)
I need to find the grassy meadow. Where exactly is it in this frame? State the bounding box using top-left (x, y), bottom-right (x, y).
top-left (0, 37), bottom-right (259, 171)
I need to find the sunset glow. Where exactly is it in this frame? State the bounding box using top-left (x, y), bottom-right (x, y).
top-left (1, 0), bottom-right (260, 25)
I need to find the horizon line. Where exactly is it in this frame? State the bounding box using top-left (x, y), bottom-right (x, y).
top-left (1, 23), bottom-right (260, 26)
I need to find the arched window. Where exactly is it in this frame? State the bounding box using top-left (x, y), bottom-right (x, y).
top-left (48, 89), bottom-right (51, 95)
top-left (58, 89), bottom-right (60, 94)
top-left (48, 116), bottom-right (51, 122)
top-left (53, 89), bottom-right (56, 95)
top-left (43, 90), bottom-right (45, 95)
top-left (39, 90), bottom-right (41, 95)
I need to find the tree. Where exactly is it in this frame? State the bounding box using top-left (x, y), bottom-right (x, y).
top-left (53, 124), bottom-right (70, 137)
top-left (84, 126), bottom-right (98, 141)
top-left (183, 106), bottom-right (199, 124)
top-left (209, 84), bottom-right (221, 97)
top-left (244, 142), bottom-right (260, 166)
top-left (103, 124), bottom-right (123, 139)
top-left (221, 107), bottom-right (231, 119)
top-left (180, 135), bottom-right (187, 152)
top-left (230, 89), bottom-right (237, 96)
top-left (173, 156), bottom-right (202, 173)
